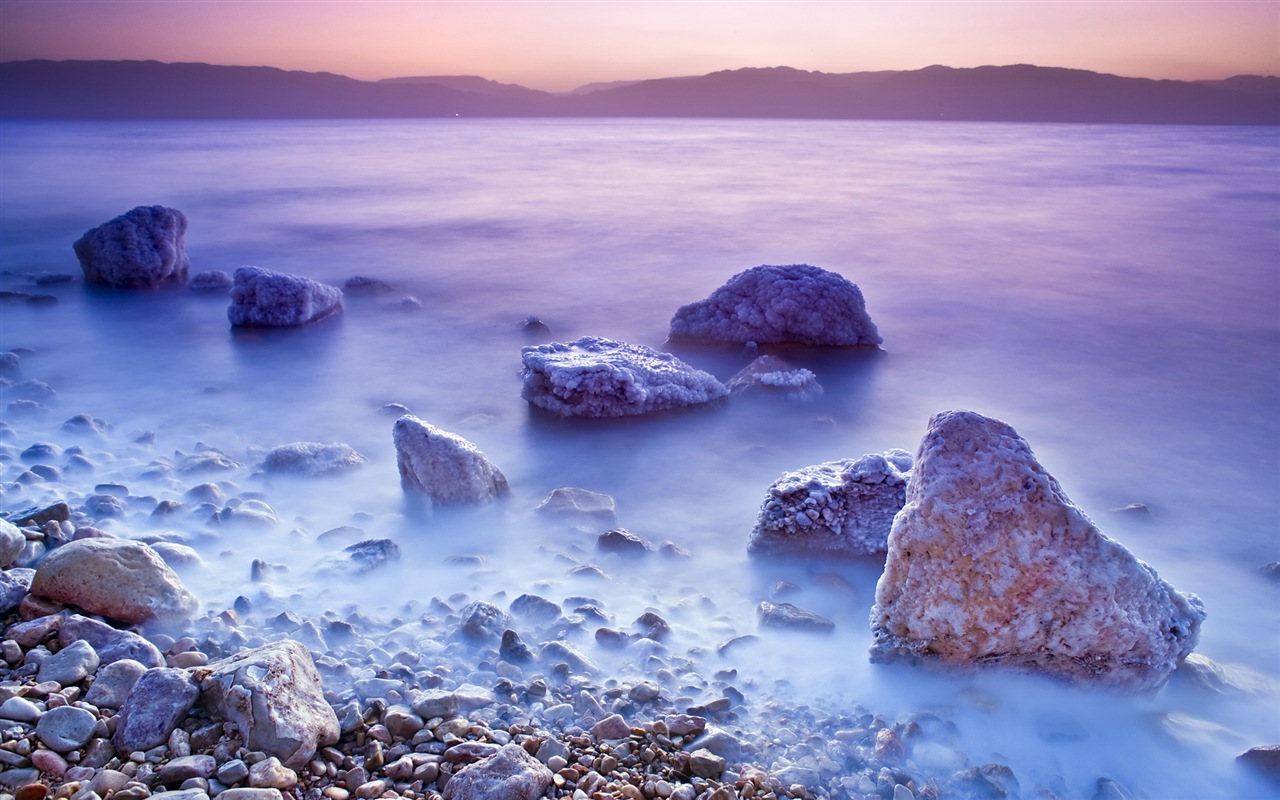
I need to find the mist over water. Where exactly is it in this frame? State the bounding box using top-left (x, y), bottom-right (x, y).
top-left (2, 119), bottom-right (1277, 798)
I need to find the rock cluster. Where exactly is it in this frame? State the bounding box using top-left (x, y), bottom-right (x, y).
top-left (392, 416), bottom-right (508, 505)
top-left (750, 451), bottom-right (912, 557)
top-left (669, 265), bottom-right (882, 347)
top-left (520, 337), bottom-right (727, 418)
top-left (227, 267), bottom-right (343, 328)
top-left (73, 206), bottom-right (191, 289)
top-left (870, 410), bottom-right (1207, 691)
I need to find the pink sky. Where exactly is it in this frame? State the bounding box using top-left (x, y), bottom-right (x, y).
top-left (1, 0), bottom-right (1276, 92)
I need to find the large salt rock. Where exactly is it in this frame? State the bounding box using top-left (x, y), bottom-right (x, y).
top-left (393, 416), bottom-right (508, 504)
top-left (73, 206), bottom-right (190, 289)
top-left (669, 264), bottom-right (882, 346)
top-left (263, 442), bottom-right (367, 476)
top-left (726, 355), bottom-right (824, 402)
top-left (196, 640), bottom-right (339, 770)
top-left (750, 450), bottom-right (912, 557)
top-left (520, 336), bottom-right (727, 418)
top-left (441, 743), bottom-right (554, 800)
top-left (31, 539), bottom-right (198, 627)
top-left (870, 410), bottom-right (1206, 691)
top-left (227, 266), bottom-right (342, 328)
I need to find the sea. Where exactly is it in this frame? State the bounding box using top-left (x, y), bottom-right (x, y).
top-left (1, 118), bottom-right (1277, 798)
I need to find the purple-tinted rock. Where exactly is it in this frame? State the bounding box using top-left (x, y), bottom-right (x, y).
top-left (595, 528), bottom-right (653, 558)
top-left (36, 705), bottom-right (97, 752)
top-left (113, 668), bottom-right (200, 752)
top-left (32, 538), bottom-right (198, 626)
top-left (263, 442), bottom-right (367, 476)
top-left (73, 206), bottom-right (190, 289)
top-left (85, 658), bottom-right (148, 708)
top-left (59, 614), bottom-right (165, 668)
top-left (227, 266), bottom-right (342, 328)
top-left (393, 416), bottom-right (508, 505)
top-left (441, 743), bottom-right (554, 800)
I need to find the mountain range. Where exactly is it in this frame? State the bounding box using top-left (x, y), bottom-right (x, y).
top-left (2, 60), bottom-right (1277, 124)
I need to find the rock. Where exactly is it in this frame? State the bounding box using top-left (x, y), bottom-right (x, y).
top-left (73, 206), bottom-right (190, 289)
top-left (1092, 778), bottom-right (1134, 800)
top-left (509, 594), bottom-right (561, 622)
top-left (534, 487), bottom-right (617, 524)
top-left (499, 630), bottom-right (533, 663)
top-left (158, 755), bottom-right (217, 785)
top-left (757, 601), bottom-right (835, 633)
top-left (343, 275), bottom-right (396, 293)
top-left (263, 442), bottom-right (367, 476)
top-left (392, 415), bottom-right (508, 504)
top-left (870, 410), bottom-right (1207, 691)
top-left (689, 748), bottom-right (727, 779)
top-left (248, 757), bottom-right (297, 789)
top-left (218, 790), bottom-right (282, 800)
top-left (669, 264), bottom-right (882, 346)
top-left (458, 601), bottom-right (511, 642)
top-left (31, 538), bottom-right (199, 626)
top-left (410, 689), bottom-right (459, 720)
top-left (62, 413), bottom-right (111, 436)
top-left (1, 518), bottom-right (28, 567)
top-left (179, 451), bottom-right (244, 474)
top-left (519, 336), bottom-right (728, 418)
top-left (218, 500), bottom-right (278, 527)
top-left (113, 667), bottom-right (200, 752)
top-left (85, 658), bottom-right (148, 707)
top-left (590, 714), bottom-right (632, 741)
top-left (189, 270), bottom-right (234, 291)
top-left (686, 727), bottom-right (742, 761)
top-left (196, 639), bottom-right (339, 770)
top-left (0, 695), bottom-right (42, 722)
top-left (596, 528), bottom-right (653, 558)
top-left (227, 266), bottom-right (343, 327)
top-left (9, 502), bottom-right (70, 527)
top-left (749, 450), bottom-right (912, 557)
top-left (538, 641), bottom-right (597, 674)
top-left (60, 615), bottom-right (165, 668)
top-left (952, 764), bottom-right (1020, 799)
top-left (149, 791), bottom-right (210, 800)
top-left (1238, 745), bottom-right (1280, 784)
top-left (315, 539), bottom-right (401, 576)
top-left (0, 571), bottom-right (27, 615)
top-left (441, 743), bottom-right (554, 800)
top-left (37, 638), bottom-right (99, 686)
top-left (726, 355), bottom-right (824, 402)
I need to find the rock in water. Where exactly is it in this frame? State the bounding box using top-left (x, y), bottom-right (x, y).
top-left (73, 206), bottom-right (190, 289)
top-left (750, 450), bottom-right (913, 557)
top-left (441, 743), bottom-right (554, 800)
top-left (870, 410), bottom-right (1206, 691)
top-left (31, 538), bottom-right (199, 627)
top-left (393, 416), bottom-right (508, 504)
top-left (726, 355), bottom-right (824, 402)
top-left (669, 264), bottom-right (882, 346)
top-left (263, 442), bottom-right (367, 476)
top-left (227, 266), bottom-right (342, 327)
top-left (520, 336), bottom-right (727, 418)
top-left (195, 640), bottom-right (339, 770)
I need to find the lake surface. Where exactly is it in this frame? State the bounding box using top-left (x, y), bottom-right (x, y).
top-left (1, 118), bottom-right (1277, 797)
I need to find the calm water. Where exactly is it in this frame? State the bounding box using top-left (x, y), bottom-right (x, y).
top-left (1, 119), bottom-right (1278, 797)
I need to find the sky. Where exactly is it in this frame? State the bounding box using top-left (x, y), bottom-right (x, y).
top-left (1, 0), bottom-right (1276, 92)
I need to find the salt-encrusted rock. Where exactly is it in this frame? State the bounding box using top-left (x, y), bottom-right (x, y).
top-left (870, 410), bottom-right (1207, 691)
top-left (189, 270), bottom-right (234, 291)
top-left (669, 264), bottom-right (882, 346)
top-left (31, 538), bottom-right (198, 626)
top-left (227, 266), bottom-right (343, 328)
top-left (196, 640), bottom-right (339, 770)
top-left (441, 743), bottom-right (554, 800)
top-left (0, 518), bottom-right (25, 567)
top-left (263, 442), bottom-right (367, 476)
top-left (727, 355), bottom-right (824, 402)
top-left (85, 658), bottom-right (148, 708)
top-left (113, 667), bottom-right (200, 752)
top-left (750, 450), bottom-right (913, 557)
top-left (393, 415), bottom-right (508, 504)
top-left (60, 614), bottom-right (166, 668)
top-left (757, 601), bottom-right (835, 633)
top-left (73, 206), bottom-right (190, 289)
top-left (534, 487), bottom-right (617, 523)
top-left (520, 336), bottom-right (728, 418)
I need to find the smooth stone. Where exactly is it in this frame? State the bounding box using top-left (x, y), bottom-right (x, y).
top-left (158, 755), bottom-right (218, 785)
top-left (247, 757), bottom-right (297, 789)
top-left (60, 616), bottom-right (165, 668)
top-left (534, 487), bottom-right (617, 523)
top-left (31, 538), bottom-right (198, 626)
top-left (0, 695), bottom-right (42, 722)
top-left (113, 667), bottom-right (200, 752)
top-left (37, 638), bottom-right (100, 686)
top-left (35, 705), bottom-right (97, 752)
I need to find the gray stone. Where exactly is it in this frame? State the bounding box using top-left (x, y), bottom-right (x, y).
top-left (0, 695), bottom-right (42, 722)
top-left (0, 768), bottom-right (39, 789)
top-left (37, 638), bottom-right (100, 686)
top-left (0, 518), bottom-right (25, 567)
top-left (410, 689), bottom-right (459, 720)
top-left (216, 759), bottom-right (250, 785)
top-left (393, 416), bottom-right (508, 505)
top-left (35, 705), bottom-right (98, 752)
top-left (757, 601), bottom-right (835, 633)
top-left (686, 727), bottom-right (742, 762)
top-left (596, 528), bottom-right (653, 558)
top-left (263, 442), bottom-right (367, 476)
top-left (441, 743), bottom-right (554, 800)
top-left (0, 571), bottom-right (28, 615)
top-left (74, 206), bottom-right (190, 289)
top-left (158, 755), bottom-right (217, 785)
top-left (113, 667), bottom-right (200, 752)
top-left (228, 266), bottom-right (342, 328)
top-left (315, 539), bottom-right (400, 577)
top-left (458, 601), bottom-right (510, 642)
top-left (1237, 745), bottom-right (1280, 784)
top-left (247, 757), bottom-right (297, 789)
top-left (60, 615), bottom-right (165, 668)
top-left (31, 538), bottom-right (198, 626)
top-left (509, 593), bottom-right (561, 622)
top-left (688, 748), bottom-right (726, 779)
top-left (189, 270), bottom-right (233, 291)
top-left (196, 639), bottom-right (339, 770)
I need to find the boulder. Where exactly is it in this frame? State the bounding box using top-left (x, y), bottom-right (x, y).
top-left (73, 206), bottom-right (190, 289)
top-left (669, 264), bottom-right (882, 346)
top-left (263, 442), bottom-right (367, 476)
top-left (749, 450), bottom-right (913, 557)
top-left (726, 355), bottom-right (824, 402)
top-left (59, 614), bottom-right (166, 668)
top-left (520, 336), bottom-right (728, 418)
top-left (113, 668), bottom-right (200, 752)
top-left (195, 640), bottom-right (339, 770)
top-left (227, 266), bottom-right (342, 328)
top-left (441, 743), bottom-right (554, 800)
top-left (31, 539), bottom-right (198, 626)
top-left (393, 415), bottom-right (508, 504)
top-left (870, 410), bottom-right (1206, 691)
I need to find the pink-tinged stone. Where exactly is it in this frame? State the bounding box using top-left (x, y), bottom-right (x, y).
top-left (393, 416), bottom-right (507, 505)
top-left (31, 539), bottom-right (197, 627)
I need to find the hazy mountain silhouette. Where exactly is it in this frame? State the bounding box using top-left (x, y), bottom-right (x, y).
top-left (2, 59), bottom-right (1276, 124)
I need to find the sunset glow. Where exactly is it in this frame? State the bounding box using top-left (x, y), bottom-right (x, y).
top-left (1, 0), bottom-right (1276, 91)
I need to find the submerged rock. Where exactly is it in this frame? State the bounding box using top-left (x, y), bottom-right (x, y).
top-left (726, 355), bottom-right (824, 402)
top-left (189, 270), bottom-right (234, 291)
top-left (534, 487), bottom-right (617, 524)
top-left (750, 449), bottom-right (913, 557)
top-left (870, 410), bottom-right (1206, 691)
top-left (73, 206), bottom-right (191, 289)
top-left (263, 442), bottom-right (367, 476)
top-left (520, 336), bottom-right (727, 418)
top-left (757, 601), bottom-right (835, 633)
top-left (196, 640), bottom-right (339, 770)
top-left (227, 266), bottom-right (342, 328)
top-left (393, 415), bottom-right (508, 504)
top-left (669, 264), bottom-right (882, 346)
top-left (31, 538), bottom-right (199, 627)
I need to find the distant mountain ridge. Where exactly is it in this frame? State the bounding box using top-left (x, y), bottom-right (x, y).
top-left (2, 59), bottom-right (1277, 124)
